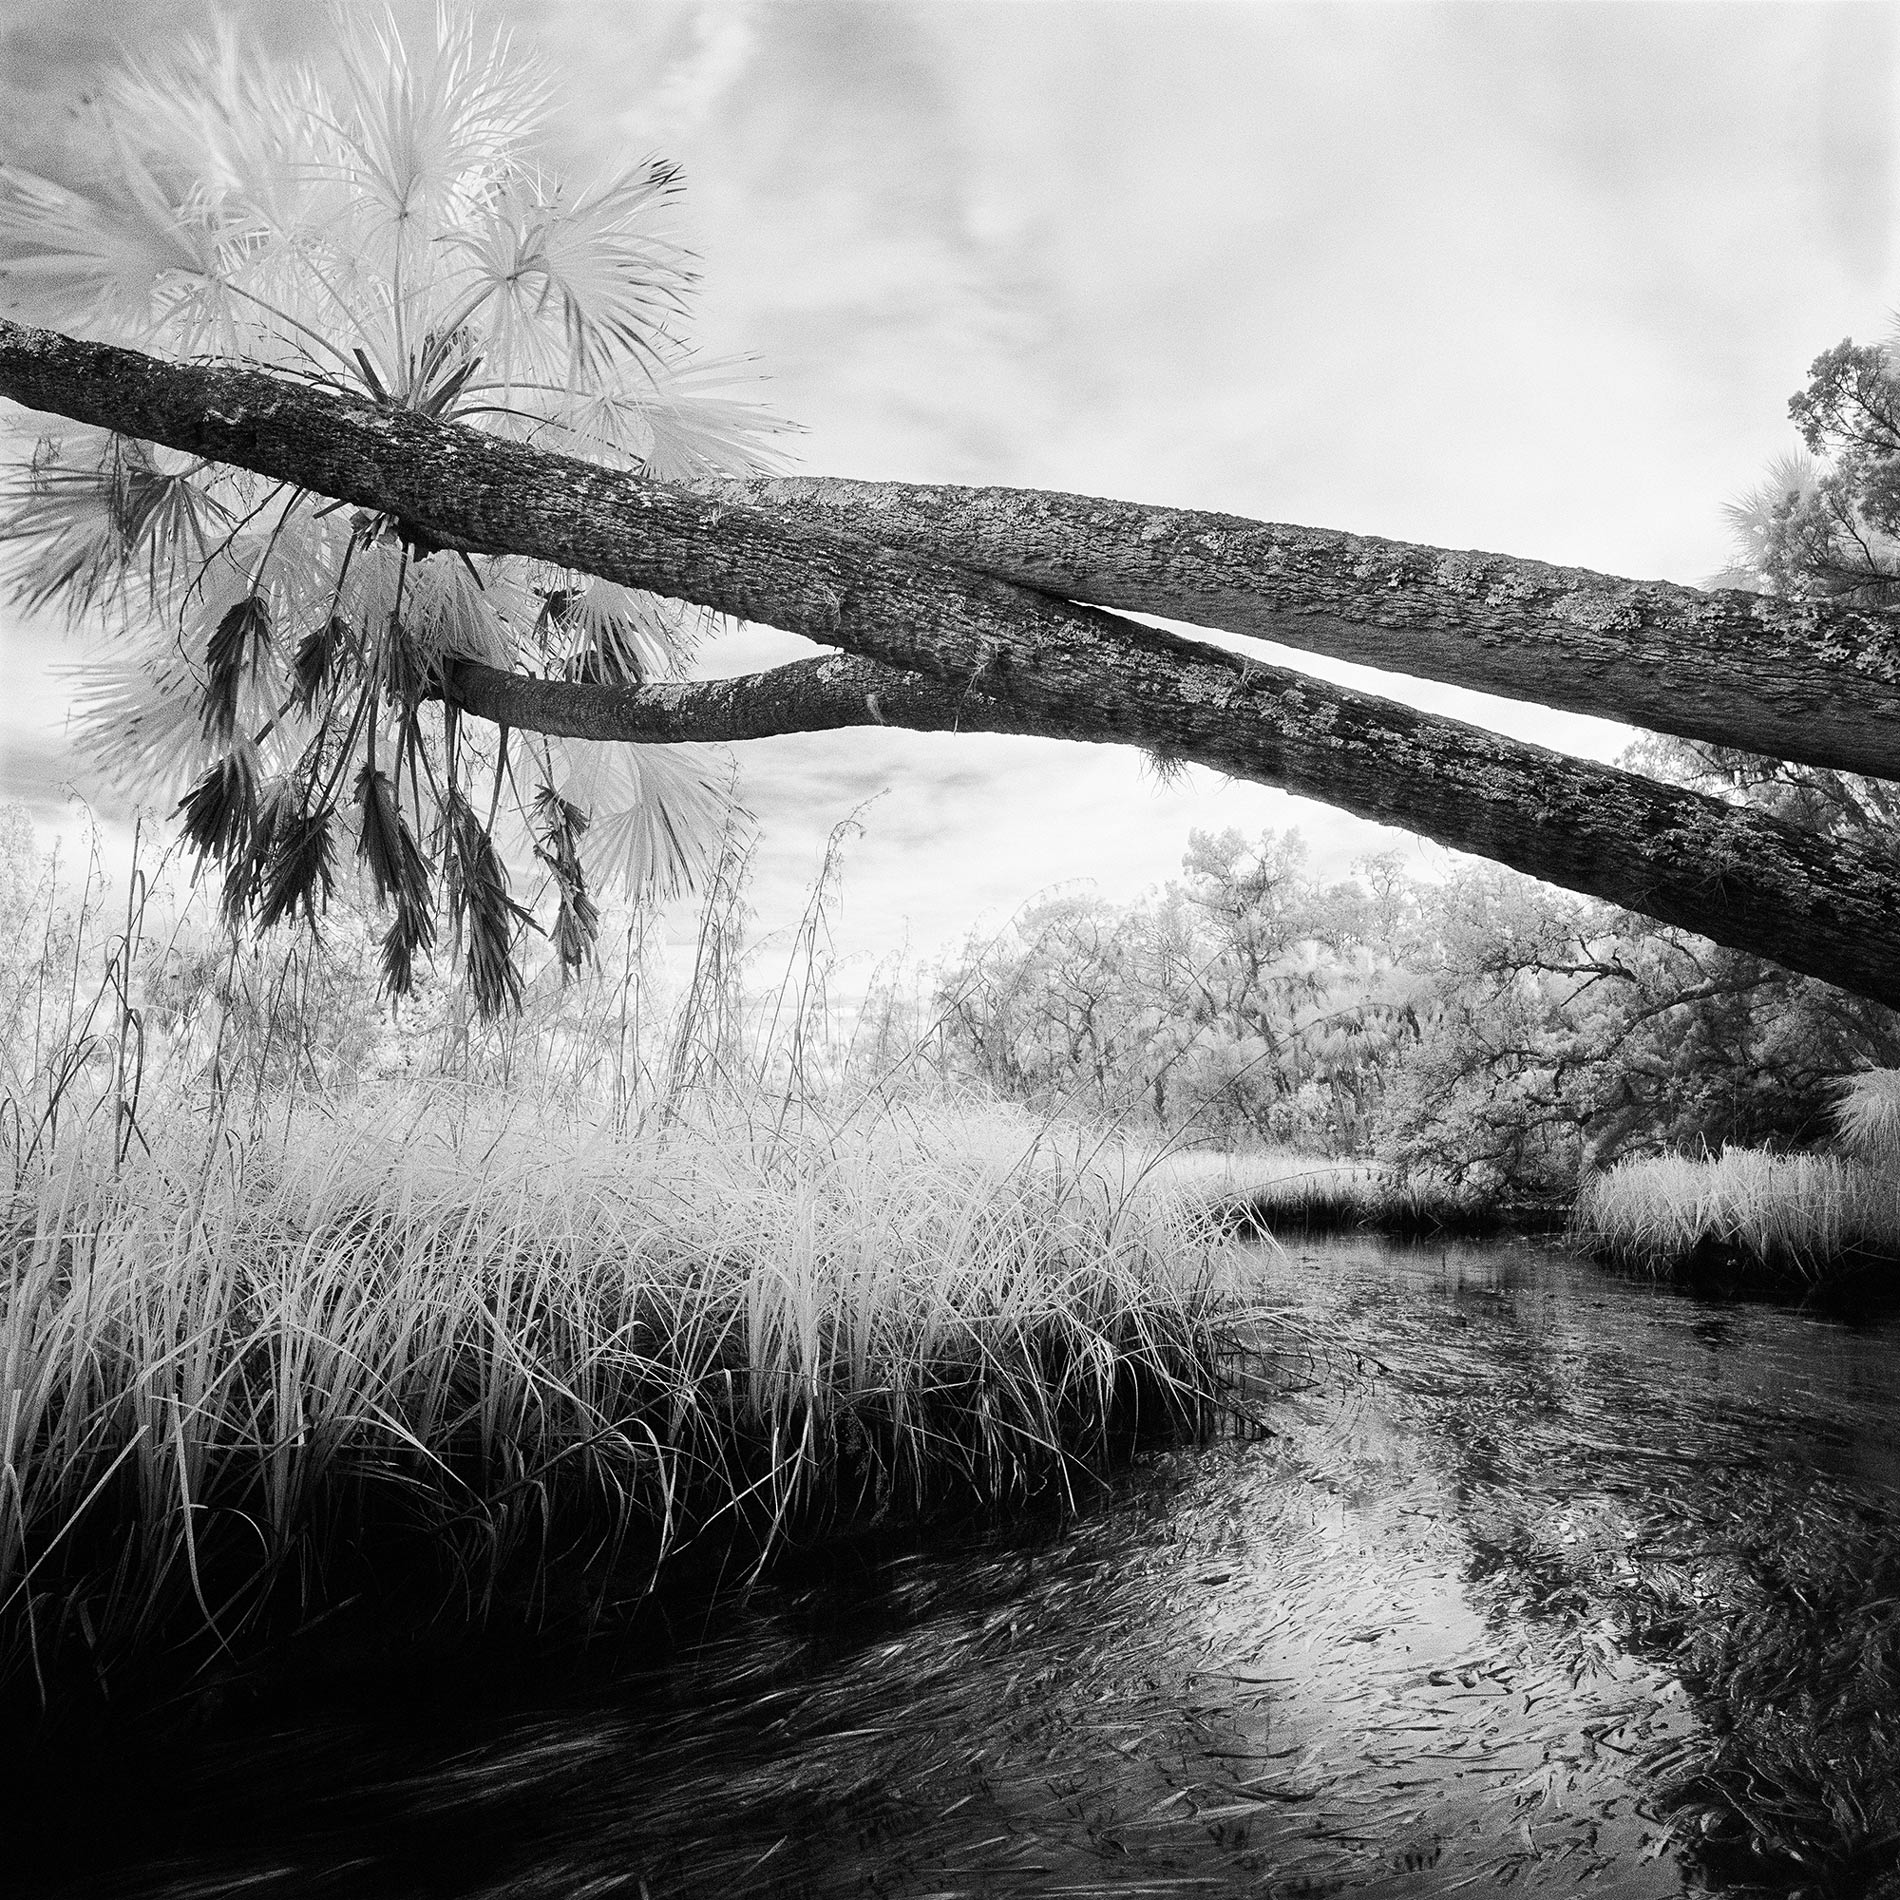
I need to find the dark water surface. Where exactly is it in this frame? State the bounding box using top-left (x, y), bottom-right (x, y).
top-left (22, 1240), bottom-right (1900, 1899)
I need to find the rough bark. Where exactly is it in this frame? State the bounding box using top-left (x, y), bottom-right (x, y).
top-left (1, 318), bottom-right (1896, 1005)
top-left (705, 476), bottom-right (1900, 783)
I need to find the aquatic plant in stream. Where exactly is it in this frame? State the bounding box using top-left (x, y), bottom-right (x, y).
top-left (0, 1078), bottom-right (1249, 1713)
top-left (1630, 1490), bottom-right (1900, 1895)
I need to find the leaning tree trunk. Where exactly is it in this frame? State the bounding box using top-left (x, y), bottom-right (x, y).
top-left (0, 317), bottom-right (1896, 1006)
top-left (442, 651), bottom-right (1900, 1007)
top-left (704, 476), bottom-right (1900, 783)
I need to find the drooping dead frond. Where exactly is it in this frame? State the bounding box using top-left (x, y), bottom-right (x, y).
top-left (292, 614), bottom-right (350, 709)
top-left (252, 786), bottom-right (336, 931)
top-left (177, 748), bottom-right (259, 864)
top-left (446, 791), bottom-right (530, 1018)
top-left (353, 763), bottom-right (428, 914)
top-left (200, 594), bottom-right (273, 742)
top-left (378, 887), bottom-right (436, 1000)
top-left (354, 763), bottom-right (435, 997)
top-left (532, 780), bottom-right (599, 980)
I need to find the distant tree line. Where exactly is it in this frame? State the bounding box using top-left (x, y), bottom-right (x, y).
top-left (927, 826), bottom-right (1900, 1203)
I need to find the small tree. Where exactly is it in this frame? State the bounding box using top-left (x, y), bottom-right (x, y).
top-left (0, 11), bottom-right (780, 1014)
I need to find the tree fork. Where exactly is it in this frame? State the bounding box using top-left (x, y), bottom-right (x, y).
top-left (702, 476), bottom-right (1900, 784)
top-left (0, 318), bottom-right (1896, 1004)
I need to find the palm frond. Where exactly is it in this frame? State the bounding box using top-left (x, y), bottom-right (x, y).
top-left (327, 9), bottom-right (542, 243)
top-left (533, 578), bottom-right (704, 681)
top-left (1721, 450), bottom-right (1821, 583)
top-left (0, 430), bottom-right (227, 624)
top-left (640, 357), bottom-right (793, 481)
top-left (62, 648), bottom-right (210, 800)
top-left (448, 162), bottom-right (693, 389)
top-left (400, 546), bottom-right (526, 664)
top-left (0, 150), bottom-right (217, 337)
top-left (446, 791), bottom-right (530, 1017)
top-left (548, 737), bottom-right (735, 902)
top-left (6, 3), bottom-right (762, 970)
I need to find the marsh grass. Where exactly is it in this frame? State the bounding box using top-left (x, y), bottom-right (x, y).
top-left (1577, 1147), bottom-right (1900, 1286)
top-left (1836, 1066), bottom-right (1900, 1167)
top-left (1149, 1147), bottom-right (1504, 1237)
top-left (0, 818), bottom-right (1252, 1715)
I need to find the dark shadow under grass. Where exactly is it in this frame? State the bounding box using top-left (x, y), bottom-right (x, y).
top-left (1217, 1193), bottom-right (1562, 1242)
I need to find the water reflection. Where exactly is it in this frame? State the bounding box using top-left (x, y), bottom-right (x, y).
top-left (22, 1240), bottom-right (1900, 1899)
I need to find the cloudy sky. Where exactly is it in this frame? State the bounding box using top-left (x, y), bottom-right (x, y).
top-left (1, 0), bottom-right (1896, 968)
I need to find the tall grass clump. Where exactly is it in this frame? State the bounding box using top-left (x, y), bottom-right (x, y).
top-left (0, 814), bottom-right (1252, 1714)
top-left (1834, 1066), bottom-right (1900, 1167)
top-left (1146, 1146), bottom-right (1504, 1237)
top-left (1577, 1146), bottom-right (1900, 1285)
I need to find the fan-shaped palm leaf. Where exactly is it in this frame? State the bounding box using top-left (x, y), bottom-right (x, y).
top-left (1, 4), bottom-right (789, 1012)
top-left (548, 737), bottom-right (736, 903)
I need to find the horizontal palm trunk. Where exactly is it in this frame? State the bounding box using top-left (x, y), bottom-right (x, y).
top-left (1, 318), bottom-right (1896, 1005)
top-left (704, 476), bottom-right (1900, 783)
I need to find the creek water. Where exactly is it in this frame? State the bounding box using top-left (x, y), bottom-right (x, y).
top-left (23, 1238), bottom-right (1900, 1899)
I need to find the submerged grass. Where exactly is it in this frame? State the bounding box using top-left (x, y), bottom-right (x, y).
top-left (1633, 1492), bottom-right (1900, 1895)
top-left (1577, 1147), bottom-right (1900, 1287)
top-left (0, 1080), bottom-right (1247, 1713)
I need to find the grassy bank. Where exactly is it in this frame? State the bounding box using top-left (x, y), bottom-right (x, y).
top-left (1, 1079), bottom-right (1247, 1715)
top-left (1577, 1147), bottom-right (1900, 1288)
top-left (0, 821), bottom-right (1261, 1719)
top-left (1149, 1148), bottom-right (1537, 1238)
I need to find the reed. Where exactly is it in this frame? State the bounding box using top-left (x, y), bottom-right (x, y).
top-left (1576, 1146), bottom-right (1900, 1284)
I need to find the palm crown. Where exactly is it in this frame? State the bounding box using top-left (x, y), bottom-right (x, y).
top-left (0, 8), bottom-right (781, 1014)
